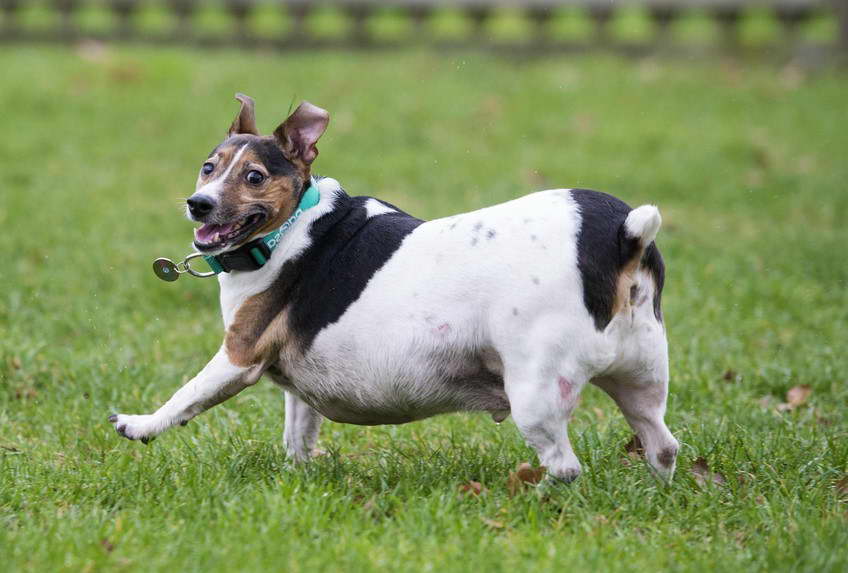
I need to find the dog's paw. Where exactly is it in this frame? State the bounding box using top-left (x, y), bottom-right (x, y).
top-left (108, 413), bottom-right (160, 444)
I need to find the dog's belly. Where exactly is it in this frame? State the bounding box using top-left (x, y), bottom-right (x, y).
top-left (268, 346), bottom-right (509, 425)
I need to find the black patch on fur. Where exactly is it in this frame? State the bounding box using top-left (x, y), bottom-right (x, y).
top-left (263, 188), bottom-right (423, 351)
top-left (570, 189), bottom-right (665, 331)
top-left (643, 242), bottom-right (664, 322)
top-left (249, 138), bottom-right (297, 177)
top-left (210, 136), bottom-right (298, 178)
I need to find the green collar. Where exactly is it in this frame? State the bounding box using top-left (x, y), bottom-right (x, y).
top-left (203, 182), bottom-right (321, 274)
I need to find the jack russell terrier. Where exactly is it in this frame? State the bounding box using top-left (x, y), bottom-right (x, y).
top-left (109, 94), bottom-right (679, 484)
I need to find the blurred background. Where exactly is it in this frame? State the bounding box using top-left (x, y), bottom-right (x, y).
top-left (2, 1), bottom-right (847, 571)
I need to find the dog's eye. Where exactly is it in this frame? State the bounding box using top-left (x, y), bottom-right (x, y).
top-left (246, 170), bottom-right (265, 185)
top-left (201, 162), bottom-right (214, 175)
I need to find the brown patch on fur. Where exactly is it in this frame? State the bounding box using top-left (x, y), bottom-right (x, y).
top-left (611, 255), bottom-right (642, 316)
top-left (235, 143), bottom-right (306, 242)
top-left (225, 297), bottom-right (301, 368)
top-left (228, 93), bottom-right (259, 136)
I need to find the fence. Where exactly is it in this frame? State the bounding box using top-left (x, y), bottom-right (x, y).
top-left (0, 1), bottom-right (844, 56)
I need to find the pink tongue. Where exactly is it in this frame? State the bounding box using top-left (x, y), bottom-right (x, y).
top-left (195, 222), bottom-right (236, 243)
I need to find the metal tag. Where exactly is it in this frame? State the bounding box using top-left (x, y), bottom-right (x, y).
top-left (152, 258), bottom-right (180, 282)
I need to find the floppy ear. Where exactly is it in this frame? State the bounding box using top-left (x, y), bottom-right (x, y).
top-left (228, 93), bottom-right (259, 136)
top-left (273, 101), bottom-right (329, 165)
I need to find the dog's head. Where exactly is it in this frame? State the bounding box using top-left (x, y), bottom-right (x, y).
top-left (187, 94), bottom-right (329, 254)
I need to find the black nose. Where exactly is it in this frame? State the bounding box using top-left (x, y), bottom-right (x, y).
top-left (187, 195), bottom-right (216, 218)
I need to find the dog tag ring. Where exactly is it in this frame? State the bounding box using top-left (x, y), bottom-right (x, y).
top-left (153, 258), bottom-right (180, 281)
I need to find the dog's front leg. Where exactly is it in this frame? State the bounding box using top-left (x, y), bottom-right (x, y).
top-left (109, 346), bottom-right (264, 443)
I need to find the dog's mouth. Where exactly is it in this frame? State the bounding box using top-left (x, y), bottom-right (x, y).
top-left (193, 211), bottom-right (267, 252)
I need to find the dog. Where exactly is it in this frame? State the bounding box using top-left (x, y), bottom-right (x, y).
top-left (109, 94), bottom-right (679, 484)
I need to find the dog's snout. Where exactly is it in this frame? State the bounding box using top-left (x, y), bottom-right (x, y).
top-left (187, 195), bottom-right (216, 218)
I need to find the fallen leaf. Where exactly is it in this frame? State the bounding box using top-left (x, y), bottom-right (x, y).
top-left (14, 386), bottom-right (38, 400)
top-left (722, 369), bottom-right (737, 381)
top-left (11, 357), bottom-right (21, 369)
top-left (777, 384), bottom-right (812, 412)
top-left (507, 462), bottom-right (546, 496)
top-left (624, 435), bottom-right (644, 457)
top-left (100, 538), bottom-right (115, 553)
top-left (814, 409), bottom-right (833, 426)
top-left (691, 457), bottom-right (726, 487)
top-left (458, 481), bottom-right (486, 497)
top-left (835, 476), bottom-right (848, 498)
top-left (481, 517), bottom-right (504, 529)
top-left (786, 384), bottom-right (812, 407)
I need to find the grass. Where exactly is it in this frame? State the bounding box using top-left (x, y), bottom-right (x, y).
top-left (1, 45), bottom-right (847, 572)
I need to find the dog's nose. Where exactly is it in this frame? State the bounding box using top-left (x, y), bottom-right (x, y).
top-left (187, 195), bottom-right (216, 218)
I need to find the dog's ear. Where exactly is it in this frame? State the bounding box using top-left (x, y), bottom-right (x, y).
top-left (273, 101), bottom-right (329, 165)
top-left (228, 93), bottom-right (259, 137)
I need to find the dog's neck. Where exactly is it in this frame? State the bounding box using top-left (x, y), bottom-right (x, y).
top-left (217, 177), bottom-right (347, 328)
top-left (202, 178), bottom-right (321, 275)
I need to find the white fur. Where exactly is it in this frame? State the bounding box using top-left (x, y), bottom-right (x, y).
top-left (364, 198), bottom-right (395, 218)
top-left (192, 144), bottom-right (249, 205)
top-left (110, 346), bottom-right (262, 440)
top-left (624, 204), bottom-right (661, 245)
top-left (113, 182), bottom-right (678, 482)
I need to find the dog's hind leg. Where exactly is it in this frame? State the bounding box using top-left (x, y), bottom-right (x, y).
top-left (593, 372), bottom-right (678, 481)
top-left (503, 355), bottom-right (587, 484)
top-left (283, 391), bottom-right (323, 463)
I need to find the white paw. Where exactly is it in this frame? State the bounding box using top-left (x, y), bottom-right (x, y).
top-left (108, 413), bottom-right (160, 444)
top-left (284, 446), bottom-right (325, 464)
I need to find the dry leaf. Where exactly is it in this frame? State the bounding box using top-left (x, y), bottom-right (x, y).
top-left (691, 457), bottom-right (726, 487)
top-left (481, 517), bottom-right (504, 529)
top-left (621, 435), bottom-right (644, 466)
top-left (458, 481), bottom-right (486, 497)
top-left (786, 384), bottom-right (812, 407)
top-left (14, 386), bottom-right (38, 400)
top-left (11, 357), bottom-right (21, 369)
top-left (835, 476), bottom-right (848, 498)
top-left (814, 409), bottom-right (833, 426)
top-left (777, 384), bottom-right (812, 412)
top-left (722, 369), bottom-right (737, 381)
top-left (507, 462), bottom-right (546, 496)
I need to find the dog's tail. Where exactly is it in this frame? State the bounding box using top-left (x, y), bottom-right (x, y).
top-left (622, 204), bottom-right (661, 250)
top-left (618, 204), bottom-right (664, 321)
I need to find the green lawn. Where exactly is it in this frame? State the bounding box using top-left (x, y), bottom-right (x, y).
top-left (1, 45), bottom-right (847, 572)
